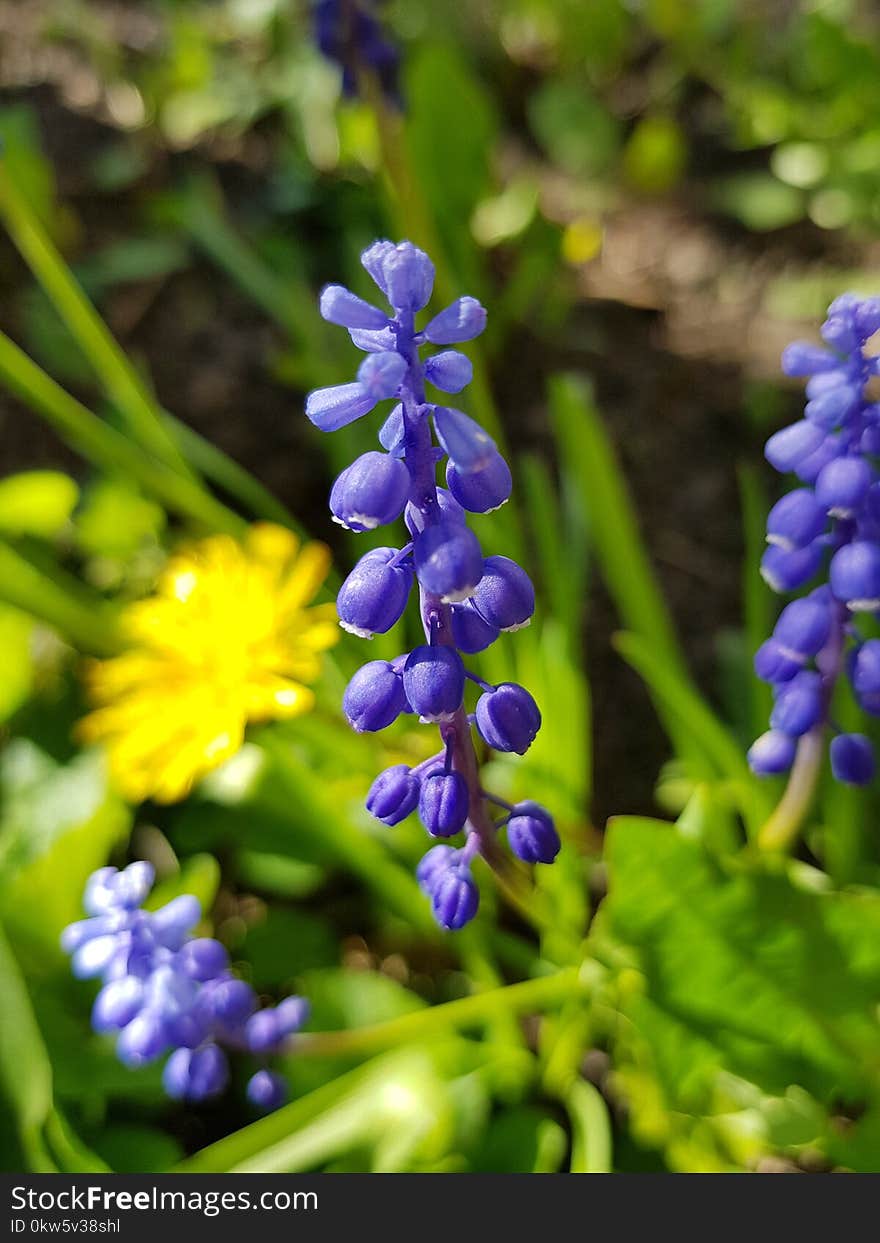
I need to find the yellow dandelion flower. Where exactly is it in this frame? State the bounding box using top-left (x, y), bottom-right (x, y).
top-left (78, 523), bottom-right (338, 804)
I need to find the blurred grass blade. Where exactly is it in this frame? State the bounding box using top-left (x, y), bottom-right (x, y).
top-left (614, 631), bottom-right (768, 833)
top-left (0, 538), bottom-right (122, 655)
top-left (159, 176), bottom-right (314, 350)
top-left (0, 922), bottom-right (56, 1170)
top-left (176, 1056), bottom-right (393, 1172)
top-left (0, 158), bottom-right (192, 479)
top-left (0, 330), bottom-right (244, 535)
top-left (548, 373), bottom-right (686, 678)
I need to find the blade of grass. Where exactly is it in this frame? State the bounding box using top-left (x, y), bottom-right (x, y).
top-left (0, 539), bottom-right (122, 655)
top-left (0, 330), bottom-right (245, 536)
top-left (0, 158), bottom-right (192, 479)
top-left (548, 373), bottom-right (686, 678)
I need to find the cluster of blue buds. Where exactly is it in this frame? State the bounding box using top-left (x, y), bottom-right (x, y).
top-left (306, 239), bottom-right (560, 930)
top-left (62, 863), bottom-right (309, 1111)
top-left (749, 293), bottom-right (880, 786)
top-left (313, 0), bottom-right (400, 104)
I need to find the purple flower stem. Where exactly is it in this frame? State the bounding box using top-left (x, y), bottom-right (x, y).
top-left (758, 602), bottom-right (846, 852)
top-left (395, 310), bottom-right (506, 876)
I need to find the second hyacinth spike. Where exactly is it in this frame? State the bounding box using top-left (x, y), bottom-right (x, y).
top-left (750, 293), bottom-right (880, 789)
top-left (306, 239), bottom-right (559, 930)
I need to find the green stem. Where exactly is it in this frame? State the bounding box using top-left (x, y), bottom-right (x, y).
top-left (757, 727), bottom-right (825, 854)
top-left (0, 160), bottom-right (192, 479)
top-left (292, 965), bottom-right (587, 1058)
top-left (0, 539), bottom-right (122, 655)
top-left (0, 330), bottom-right (245, 536)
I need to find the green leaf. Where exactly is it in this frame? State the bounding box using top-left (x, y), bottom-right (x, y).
top-left (405, 43), bottom-right (497, 285)
top-left (468, 1106), bottom-right (566, 1173)
top-left (622, 116), bottom-right (687, 194)
top-left (0, 603), bottom-right (33, 723)
top-left (0, 471), bottom-right (78, 538)
top-left (300, 967), bottom-right (427, 1033)
top-left (0, 742), bottom-right (130, 954)
top-left (604, 818), bottom-right (880, 1101)
top-left (75, 479), bottom-right (164, 559)
top-left (0, 922), bottom-right (55, 1169)
top-left (528, 81), bottom-right (619, 177)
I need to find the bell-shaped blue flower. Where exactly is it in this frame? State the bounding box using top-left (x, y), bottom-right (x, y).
top-left (765, 422), bottom-right (825, 473)
top-left (403, 645), bottom-right (465, 722)
top-left (357, 351), bottom-right (407, 401)
top-left (366, 765), bottom-right (421, 825)
top-left (754, 639), bottom-right (802, 684)
top-left (770, 670), bottom-right (823, 736)
top-left (772, 597), bottom-right (832, 660)
top-left (424, 351), bottom-right (473, 394)
top-left (246, 1069), bottom-right (287, 1113)
top-left (337, 547), bottom-right (413, 637)
top-left (830, 733), bottom-right (875, 785)
top-left (179, 938), bottom-right (229, 982)
top-left (475, 683), bottom-right (541, 754)
top-left (330, 451), bottom-right (411, 532)
top-left (413, 520), bottom-right (483, 602)
top-left (815, 456), bottom-right (873, 517)
top-left (781, 342), bottom-right (838, 376)
top-left (446, 452), bottom-right (512, 514)
top-left (305, 382), bottom-right (376, 432)
top-left (760, 542), bottom-right (823, 593)
top-left (362, 240), bottom-right (434, 312)
top-left (163, 1044), bottom-right (229, 1102)
top-left (416, 844), bottom-right (457, 894)
top-left (343, 659), bottom-right (408, 732)
top-left (470, 556), bottom-right (534, 632)
top-left (418, 770), bottom-right (469, 837)
top-left (431, 866), bottom-right (479, 930)
top-left (319, 284), bottom-right (389, 330)
top-left (451, 600), bottom-right (499, 653)
top-left (432, 406), bottom-right (497, 473)
top-left (748, 729), bottom-right (796, 776)
top-left (423, 296), bottom-right (487, 344)
top-left (830, 541), bottom-right (880, 610)
top-left (766, 489), bottom-right (826, 551)
top-left (506, 802), bottom-right (560, 864)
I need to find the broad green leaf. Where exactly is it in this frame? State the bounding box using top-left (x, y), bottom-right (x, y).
top-left (0, 471), bottom-right (78, 537)
top-left (0, 742), bottom-right (130, 953)
top-left (467, 1106), bottom-right (566, 1173)
top-left (300, 967), bottom-right (427, 1033)
top-left (604, 818), bottom-right (880, 1102)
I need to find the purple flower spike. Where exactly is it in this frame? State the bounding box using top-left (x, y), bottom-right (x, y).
top-left (751, 293), bottom-right (880, 789)
top-left (306, 239), bottom-right (558, 928)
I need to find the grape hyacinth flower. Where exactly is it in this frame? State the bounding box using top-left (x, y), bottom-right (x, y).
top-left (62, 863), bottom-right (308, 1110)
top-left (307, 239), bottom-right (559, 930)
top-left (750, 293), bottom-right (880, 794)
top-left (313, 0), bottom-right (400, 104)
